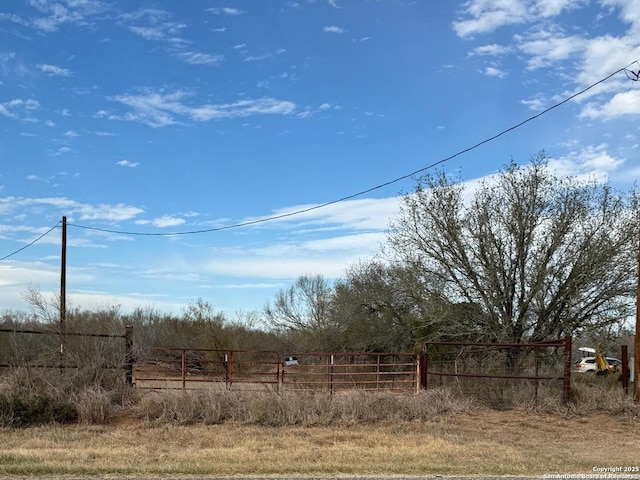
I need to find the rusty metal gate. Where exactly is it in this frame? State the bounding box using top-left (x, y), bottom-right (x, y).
top-left (134, 347), bottom-right (282, 391)
top-left (134, 348), bottom-right (419, 393)
top-left (281, 352), bottom-right (419, 393)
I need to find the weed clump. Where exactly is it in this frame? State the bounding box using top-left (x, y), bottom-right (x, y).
top-left (0, 392), bottom-right (77, 427)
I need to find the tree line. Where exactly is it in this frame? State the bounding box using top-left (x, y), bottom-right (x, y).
top-left (3, 154), bottom-right (638, 358)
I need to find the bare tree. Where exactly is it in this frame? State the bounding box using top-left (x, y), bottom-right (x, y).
top-left (388, 154), bottom-right (638, 346)
top-left (264, 274), bottom-right (338, 350)
top-left (23, 286), bottom-right (60, 325)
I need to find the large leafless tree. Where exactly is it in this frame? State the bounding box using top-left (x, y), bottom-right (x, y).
top-left (388, 155), bottom-right (638, 345)
top-left (263, 274), bottom-right (340, 350)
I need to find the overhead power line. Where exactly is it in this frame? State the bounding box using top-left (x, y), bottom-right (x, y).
top-left (2, 59), bottom-right (639, 249)
top-left (0, 222), bottom-right (61, 261)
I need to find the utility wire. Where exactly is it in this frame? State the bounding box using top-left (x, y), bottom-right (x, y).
top-left (0, 222), bottom-right (61, 261)
top-left (15, 60), bottom-right (640, 241)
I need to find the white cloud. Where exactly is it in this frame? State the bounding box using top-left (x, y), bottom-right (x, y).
top-left (28, 0), bottom-right (109, 32)
top-left (245, 197), bottom-right (401, 232)
top-left (0, 98), bottom-right (40, 118)
top-left (64, 130), bottom-right (79, 137)
top-left (579, 89), bottom-right (640, 119)
top-left (520, 97), bottom-right (546, 111)
top-left (203, 251), bottom-right (369, 280)
top-left (127, 25), bottom-right (169, 41)
top-left (208, 7), bottom-right (246, 15)
top-left (484, 66), bottom-right (506, 78)
top-left (135, 216), bottom-right (186, 228)
top-left (122, 8), bottom-right (224, 67)
top-left (452, 0), bottom-right (586, 38)
top-left (516, 31), bottom-right (586, 70)
top-left (470, 43), bottom-right (512, 56)
top-left (324, 25), bottom-right (345, 33)
top-left (0, 196), bottom-right (144, 222)
top-left (547, 145), bottom-right (625, 182)
top-left (453, 0), bottom-right (529, 38)
top-left (50, 146), bottom-right (73, 156)
top-left (37, 63), bottom-right (72, 76)
top-left (602, 0), bottom-right (640, 33)
top-left (244, 53), bottom-right (271, 62)
top-left (116, 160), bottom-right (139, 168)
top-left (176, 51), bottom-right (224, 66)
top-left (111, 89), bottom-right (296, 127)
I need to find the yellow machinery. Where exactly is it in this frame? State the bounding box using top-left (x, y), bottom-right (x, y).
top-left (578, 347), bottom-right (620, 375)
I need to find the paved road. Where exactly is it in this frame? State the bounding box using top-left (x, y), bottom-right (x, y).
top-left (0, 476), bottom-right (567, 480)
top-left (6, 476), bottom-right (639, 480)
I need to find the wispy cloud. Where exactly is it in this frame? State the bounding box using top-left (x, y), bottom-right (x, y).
top-left (28, 0), bottom-right (109, 32)
top-left (208, 7), bottom-right (246, 15)
top-left (37, 63), bottom-right (72, 76)
top-left (177, 51), bottom-right (224, 65)
top-left (110, 89), bottom-right (296, 127)
top-left (470, 44), bottom-right (512, 56)
top-left (0, 196), bottom-right (144, 222)
top-left (0, 98), bottom-right (40, 119)
top-left (515, 31), bottom-right (586, 70)
top-left (121, 8), bottom-right (222, 66)
top-left (324, 25), bottom-right (345, 33)
top-left (452, 0), bottom-right (584, 38)
top-left (135, 215), bottom-right (186, 228)
top-left (116, 160), bottom-right (139, 168)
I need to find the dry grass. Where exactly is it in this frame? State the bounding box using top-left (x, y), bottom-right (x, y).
top-left (1, 408), bottom-right (639, 477)
top-left (2, 373), bottom-right (640, 476)
top-left (134, 387), bottom-right (475, 426)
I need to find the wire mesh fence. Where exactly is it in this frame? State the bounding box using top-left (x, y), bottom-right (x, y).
top-left (0, 326), bottom-right (129, 389)
top-left (421, 338), bottom-right (571, 406)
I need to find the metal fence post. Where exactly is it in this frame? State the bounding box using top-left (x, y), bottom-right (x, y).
top-left (181, 349), bottom-right (187, 389)
top-left (419, 344), bottom-right (428, 390)
top-left (125, 325), bottom-right (133, 387)
top-left (328, 354), bottom-right (334, 395)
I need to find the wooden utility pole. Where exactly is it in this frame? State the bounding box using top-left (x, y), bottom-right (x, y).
top-left (60, 215), bottom-right (67, 352)
top-left (635, 216), bottom-right (640, 403)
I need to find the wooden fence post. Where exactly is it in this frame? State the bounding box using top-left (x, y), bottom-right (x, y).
top-left (621, 345), bottom-right (629, 395)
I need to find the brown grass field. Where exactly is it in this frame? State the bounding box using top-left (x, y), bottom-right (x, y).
top-left (1, 406), bottom-right (639, 477)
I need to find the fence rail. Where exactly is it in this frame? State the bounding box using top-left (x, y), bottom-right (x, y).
top-left (281, 352), bottom-right (419, 394)
top-left (134, 347), bottom-right (282, 391)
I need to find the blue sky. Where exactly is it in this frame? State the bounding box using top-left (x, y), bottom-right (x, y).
top-left (1, 0), bottom-right (639, 317)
